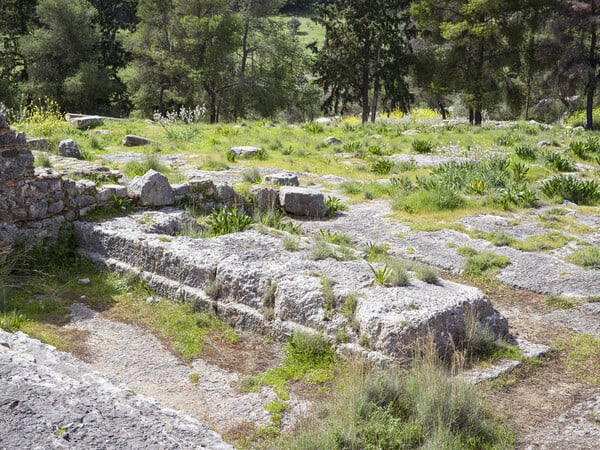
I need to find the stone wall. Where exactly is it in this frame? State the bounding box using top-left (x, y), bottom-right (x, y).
top-left (0, 114), bottom-right (112, 247)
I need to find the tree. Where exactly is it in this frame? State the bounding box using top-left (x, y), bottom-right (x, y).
top-left (554, 1), bottom-right (600, 129)
top-left (410, 0), bottom-right (547, 125)
top-left (0, 0), bottom-right (37, 109)
top-left (19, 0), bottom-right (118, 113)
top-left (313, 0), bottom-right (414, 124)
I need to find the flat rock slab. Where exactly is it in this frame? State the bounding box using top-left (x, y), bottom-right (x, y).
top-left (123, 135), bottom-right (153, 146)
top-left (0, 329), bottom-right (231, 449)
top-left (390, 153), bottom-right (471, 167)
top-left (229, 146), bottom-right (261, 157)
top-left (542, 302), bottom-right (600, 337)
top-left (70, 116), bottom-right (103, 129)
top-left (298, 202), bottom-right (600, 298)
top-left (264, 172), bottom-right (299, 186)
top-left (66, 303), bottom-right (281, 434)
top-left (521, 390), bottom-right (600, 449)
top-left (75, 211), bottom-right (508, 360)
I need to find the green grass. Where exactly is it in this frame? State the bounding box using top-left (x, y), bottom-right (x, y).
top-left (278, 358), bottom-right (514, 449)
top-left (556, 334), bottom-right (600, 384)
top-left (461, 251), bottom-right (511, 279)
top-left (239, 329), bottom-right (335, 400)
top-left (569, 246), bottom-right (600, 269)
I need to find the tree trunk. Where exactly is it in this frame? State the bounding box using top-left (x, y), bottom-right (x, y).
top-left (240, 20), bottom-right (250, 77)
top-left (475, 110), bottom-right (482, 126)
top-left (587, 19), bottom-right (597, 130)
top-left (158, 85), bottom-right (165, 112)
top-left (370, 42), bottom-right (382, 123)
top-left (439, 103), bottom-right (447, 120)
top-left (469, 108), bottom-right (474, 125)
top-left (361, 41), bottom-right (371, 124)
top-left (209, 90), bottom-right (217, 124)
top-left (524, 79), bottom-right (531, 120)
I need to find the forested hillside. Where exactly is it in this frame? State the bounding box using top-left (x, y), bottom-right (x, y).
top-left (1, 0), bottom-right (598, 127)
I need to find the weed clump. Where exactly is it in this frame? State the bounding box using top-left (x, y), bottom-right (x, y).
top-left (569, 246), bottom-right (600, 269)
top-left (461, 250), bottom-right (510, 279)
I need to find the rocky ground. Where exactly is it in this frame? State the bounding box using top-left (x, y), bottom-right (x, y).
top-left (5, 150), bottom-right (600, 448)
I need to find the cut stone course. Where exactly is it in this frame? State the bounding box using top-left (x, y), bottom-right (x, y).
top-left (74, 211), bottom-right (509, 361)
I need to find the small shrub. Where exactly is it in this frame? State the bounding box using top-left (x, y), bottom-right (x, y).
top-left (514, 145), bottom-right (536, 160)
top-left (457, 246), bottom-right (478, 257)
top-left (370, 158), bottom-right (394, 175)
top-left (282, 235), bottom-right (300, 251)
top-left (369, 263), bottom-right (392, 286)
top-left (303, 122), bottom-right (324, 134)
top-left (318, 229), bottom-right (353, 246)
top-left (496, 133), bottom-right (517, 146)
top-left (325, 196), bottom-right (346, 216)
top-left (364, 241), bottom-right (389, 262)
top-left (541, 175), bottom-right (600, 205)
top-left (242, 168), bottom-right (262, 184)
top-left (569, 247), bottom-right (600, 269)
top-left (34, 153), bottom-right (52, 168)
top-left (393, 188), bottom-right (466, 213)
top-left (320, 277), bottom-right (337, 321)
top-left (341, 181), bottom-right (362, 195)
top-left (225, 150), bottom-right (237, 162)
top-left (340, 292), bottom-right (361, 319)
top-left (415, 265), bottom-right (439, 284)
top-left (124, 155), bottom-right (167, 178)
top-left (412, 139), bottom-right (434, 154)
top-left (207, 207), bottom-right (253, 236)
top-left (387, 261), bottom-right (410, 287)
top-left (545, 152), bottom-right (576, 172)
top-left (205, 280), bottom-right (220, 300)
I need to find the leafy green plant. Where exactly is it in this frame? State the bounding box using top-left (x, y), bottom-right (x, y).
top-left (318, 229), bottom-right (353, 246)
top-left (569, 140), bottom-right (588, 159)
top-left (411, 139), bottom-right (434, 154)
top-left (206, 207), bottom-right (253, 236)
top-left (303, 122), bottom-right (324, 134)
top-left (225, 150), bottom-right (237, 162)
top-left (545, 152), bottom-right (576, 172)
top-left (569, 247), bottom-right (600, 269)
top-left (541, 176), bottom-right (600, 204)
top-left (496, 133), bottom-right (517, 146)
top-left (364, 241), bottom-right (389, 262)
top-left (325, 196), bottom-right (346, 216)
top-left (369, 263), bottom-right (393, 286)
top-left (34, 153), bottom-right (52, 168)
top-left (514, 145), bottom-right (536, 160)
top-left (0, 310), bottom-right (28, 332)
top-left (370, 158), bottom-right (393, 175)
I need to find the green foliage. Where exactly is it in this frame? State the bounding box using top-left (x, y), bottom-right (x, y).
top-left (303, 122), bottom-right (324, 134)
top-left (124, 155), bottom-right (167, 178)
top-left (393, 188), bottom-right (466, 213)
top-left (545, 152), bottom-right (576, 172)
top-left (412, 139), bottom-right (434, 154)
top-left (241, 330), bottom-right (335, 399)
top-left (242, 168), bottom-right (262, 184)
top-left (461, 251), bottom-right (510, 279)
top-left (34, 153), bottom-right (52, 168)
top-left (556, 334), bottom-right (600, 384)
top-left (545, 295), bottom-right (575, 310)
top-left (325, 196), bottom-right (346, 216)
top-left (369, 263), bottom-right (393, 286)
top-left (541, 176), bottom-right (600, 205)
top-left (364, 241), bottom-right (389, 262)
top-left (207, 207), bottom-right (253, 236)
top-left (280, 359), bottom-right (513, 449)
top-left (514, 145), bottom-right (536, 161)
top-left (569, 247), bottom-right (600, 269)
top-left (0, 310), bottom-right (28, 332)
top-left (370, 158), bottom-right (394, 175)
top-left (282, 235), bottom-right (301, 252)
top-left (415, 265), bottom-right (439, 284)
top-left (318, 229), bottom-right (353, 246)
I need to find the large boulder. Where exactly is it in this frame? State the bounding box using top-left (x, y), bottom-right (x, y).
top-left (229, 146), bottom-right (261, 157)
top-left (58, 139), bottom-right (81, 159)
top-left (129, 169), bottom-right (174, 206)
top-left (279, 186), bottom-right (327, 218)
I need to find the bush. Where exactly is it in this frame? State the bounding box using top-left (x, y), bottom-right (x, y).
top-left (370, 158), bottom-right (394, 175)
top-left (541, 176), bottom-right (600, 205)
top-left (514, 145), bottom-right (536, 161)
top-left (206, 207), bottom-right (253, 236)
top-left (412, 139), bottom-right (434, 154)
top-left (242, 168), bottom-right (262, 184)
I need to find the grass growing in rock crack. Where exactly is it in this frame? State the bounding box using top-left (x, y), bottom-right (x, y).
top-left (569, 246), bottom-right (600, 269)
top-left (461, 250), bottom-right (511, 280)
top-left (239, 329), bottom-right (335, 400)
top-left (556, 334), bottom-right (600, 384)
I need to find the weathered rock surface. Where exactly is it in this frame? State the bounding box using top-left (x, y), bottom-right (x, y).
top-left (58, 139), bottom-right (81, 159)
top-left (128, 169), bottom-right (175, 206)
top-left (229, 146), bottom-right (261, 157)
top-left (27, 138), bottom-right (50, 150)
top-left (123, 135), bottom-right (153, 146)
top-left (279, 186), bottom-right (327, 218)
top-left (520, 390), bottom-right (600, 449)
top-left (264, 172), bottom-right (299, 186)
top-left (70, 116), bottom-right (103, 129)
top-left (74, 211), bottom-right (508, 360)
top-left (0, 329), bottom-right (231, 449)
top-left (325, 136), bottom-right (342, 145)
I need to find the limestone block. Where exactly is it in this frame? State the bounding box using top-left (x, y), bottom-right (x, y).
top-left (129, 169), bottom-right (174, 206)
top-left (58, 139), bottom-right (81, 159)
top-left (263, 172), bottom-right (299, 187)
top-left (70, 116), bottom-right (103, 129)
top-left (279, 187), bottom-right (326, 218)
top-left (122, 135), bottom-right (153, 146)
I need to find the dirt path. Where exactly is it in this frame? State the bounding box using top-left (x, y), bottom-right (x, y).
top-left (65, 303), bottom-right (301, 438)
